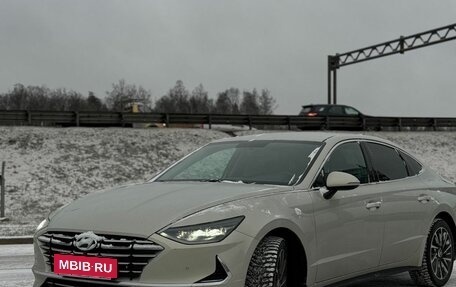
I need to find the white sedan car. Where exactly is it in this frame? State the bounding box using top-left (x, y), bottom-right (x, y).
top-left (34, 132), bottom-right (456, 287)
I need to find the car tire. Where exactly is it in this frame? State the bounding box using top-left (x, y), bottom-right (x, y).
top-left (410, 219), bottom-right (454, 287)
top-left (245, 236), bottom-right (288, 287)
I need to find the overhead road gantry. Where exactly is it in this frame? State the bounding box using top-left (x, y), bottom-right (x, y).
top-left (328, 23), bottom-right (456, 104)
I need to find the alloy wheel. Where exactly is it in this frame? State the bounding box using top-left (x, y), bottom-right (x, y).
top-left (430, 226), bottom-right (453, 280)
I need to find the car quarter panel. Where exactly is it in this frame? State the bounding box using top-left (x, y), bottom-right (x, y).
top-left (419, 169), bottom-right (456, 230)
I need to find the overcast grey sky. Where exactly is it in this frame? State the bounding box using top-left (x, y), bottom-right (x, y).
top-left (0, 0), bottom-right (455, 116)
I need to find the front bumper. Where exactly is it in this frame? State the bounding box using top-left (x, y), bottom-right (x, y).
top-left (33, 230), bottom-right (256, 287)
top-left (33, 273), bottom-right (243, 287)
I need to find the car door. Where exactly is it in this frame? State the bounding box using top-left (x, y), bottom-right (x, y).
top-left (363, 142), bottom-right (437, 265)
top-left (310, 141), bottom-right (384, 282)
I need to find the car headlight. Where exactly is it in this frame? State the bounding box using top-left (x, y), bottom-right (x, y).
top-left (159, 216), bottom-right (245, 245)
top-left (36, 218), bottom-right (49, 232)
top-left (35, 203), bottom-right (69, 233)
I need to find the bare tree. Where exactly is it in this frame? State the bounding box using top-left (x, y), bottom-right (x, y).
top-left (214, 88), bottom-right (240, 114)
top-left (226, 88), bottom-right (240, 114)
top-left (8, 84), bottom-right (29, 110)
top-left (258, 89), bottom-right (277, 115)
top-left (0, 82), bottom-right (277, 115)
top-left (86, 92), bottom-right (107, 111)
top-left (0, 94), bottom-right (6, 109)
top-left (106, 79), bottom-right (152, 111)
top-left (25, 85), bottom-right (50, 110)
top-left (189, 84), bottom-right (213, 113)
top-left (240, 89), bottom-right (260, 114)
top-left (214, 92), bottom-right (231, 114)
top-left (155, 80), bottom-right (190, 113)
top-left (48, 88), bottom-right (67, 111)
top-left (65, 91), bottom-right (87, 111)
top-left (0, 84), bottom-right (106, 111)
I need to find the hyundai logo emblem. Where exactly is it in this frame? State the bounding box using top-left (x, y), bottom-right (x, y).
top-left (75, 231), bottom-right (103, 252)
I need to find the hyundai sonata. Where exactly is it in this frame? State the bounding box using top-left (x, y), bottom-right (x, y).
top-left (33, 132), bottom-right (456, 287)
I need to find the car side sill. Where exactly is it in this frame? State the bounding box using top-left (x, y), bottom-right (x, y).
top-left (322, 266), bottom-right (419, 287)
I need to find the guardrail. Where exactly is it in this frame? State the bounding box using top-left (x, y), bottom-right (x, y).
top-left (0, 110), bottom-right (455, 130)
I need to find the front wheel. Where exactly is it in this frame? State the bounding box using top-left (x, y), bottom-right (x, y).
top-left (245, 236), bottom-right (288, 287)
top-left (410, 219), bottom-right (454, 287)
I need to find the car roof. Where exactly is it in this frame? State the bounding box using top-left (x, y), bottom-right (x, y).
top-left (212, 132), bottom-right (394, 146)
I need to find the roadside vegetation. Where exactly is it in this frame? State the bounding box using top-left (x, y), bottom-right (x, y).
top-left (0, 80), bottom-right (277, 115)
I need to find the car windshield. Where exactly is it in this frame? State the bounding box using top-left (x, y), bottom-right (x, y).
top-left (156, 140), bottom-right (322, 186)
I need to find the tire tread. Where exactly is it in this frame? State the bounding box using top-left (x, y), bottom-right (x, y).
top-left (245, 236), bottom-right (286, 287)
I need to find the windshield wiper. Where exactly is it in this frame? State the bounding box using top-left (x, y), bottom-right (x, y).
top-left (189, 178), bottom-right (256, 184)
top-left (158, 178), bottom-right (256, 184)
top-left (220, 179), bottom-right (256, 184)
top-left (154, 179), bottom-right (221, 182)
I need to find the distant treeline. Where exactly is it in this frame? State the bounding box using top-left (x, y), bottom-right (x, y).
top-left (0, 80), bottom-right (277, 115)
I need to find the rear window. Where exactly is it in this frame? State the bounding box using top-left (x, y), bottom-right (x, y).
top-left (399, 151), bottom-right (423, 176)
top-left (365, 143), bottom-right (408, 181)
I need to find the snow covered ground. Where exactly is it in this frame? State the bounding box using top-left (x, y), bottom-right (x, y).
top-left (0, 127), bottom-right (228, 236)
top-left (0, 127), bottom-right (455, 237)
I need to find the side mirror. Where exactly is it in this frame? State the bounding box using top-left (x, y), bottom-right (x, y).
top-left (323, 171), bottom-right (360, 200)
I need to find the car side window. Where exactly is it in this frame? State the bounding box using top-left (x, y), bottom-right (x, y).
top-left (314, 142), bottom-right (369, 187)
top-left (399, 151), bottom-right (423, 176)
top-left (328, 106), bottom-right (344, 116)
top-left (345, 107), bottom-right (359, 116)
top-left (365, 143), bottom-right (408, 181)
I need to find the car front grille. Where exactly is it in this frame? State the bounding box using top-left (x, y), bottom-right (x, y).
top-left (37, 231), bottom-right (164, 280)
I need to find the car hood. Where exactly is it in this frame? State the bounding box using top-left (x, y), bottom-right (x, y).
top-left (47, 181), bottom-right (291, 238)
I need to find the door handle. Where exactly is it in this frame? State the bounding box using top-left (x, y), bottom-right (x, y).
top-left (366, 201), bottom-right (382, 210)
top-left (418, 195), bottom-right (432, 203)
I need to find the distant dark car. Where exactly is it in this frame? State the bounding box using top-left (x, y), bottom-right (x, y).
top-left (299, 104), bottom-right (364, 117)
top-left (298, 104), bottom-right (367, 130)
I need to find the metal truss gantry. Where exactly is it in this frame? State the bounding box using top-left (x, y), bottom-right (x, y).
top-left (328, 23), bottom-right (456, 104)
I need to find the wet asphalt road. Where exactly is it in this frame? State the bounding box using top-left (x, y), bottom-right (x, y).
top-left (0, 245), bottom-right (34, 286)
top-left (2, 244), bottom-right (456, 287)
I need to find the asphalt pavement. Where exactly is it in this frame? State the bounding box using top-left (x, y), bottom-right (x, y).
top-left (1, 244), bottom-right (456, 287)
top-left (1, 244), bottom-right (34, 287)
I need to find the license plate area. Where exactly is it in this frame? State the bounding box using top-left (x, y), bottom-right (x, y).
top-left (54, 254), bottom-right (118, 279)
